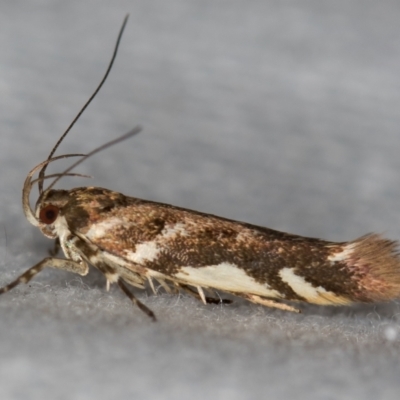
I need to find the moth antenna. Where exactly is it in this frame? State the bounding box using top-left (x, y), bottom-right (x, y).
top-left (43, 126), bottom-right (142, 195)
top-left (38, 14), bottom-right (130, 194)
top-left (31, 172), bottom-right (92, 187)
top-left (23, 154), bottom-right (85, 227)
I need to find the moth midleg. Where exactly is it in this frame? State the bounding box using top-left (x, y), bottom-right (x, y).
top-left (112, 267), bottom-right (146, 289)
top-left (0, 257), bottom-right (89, 295)
top-left (245, 294), bottom-right (301, 313)
top-left (117, 278), bottom-right (156, 321)
top-left (178, 283), bottom-right (232, 305)
top-left (156, 278), bottom-right (174, 294)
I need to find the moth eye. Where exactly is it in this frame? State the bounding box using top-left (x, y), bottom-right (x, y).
top-left (39, 204), bottom-right (59, 224)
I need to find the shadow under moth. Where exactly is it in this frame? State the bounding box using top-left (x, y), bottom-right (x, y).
top-left (2, 15), bottom-right (400, 321)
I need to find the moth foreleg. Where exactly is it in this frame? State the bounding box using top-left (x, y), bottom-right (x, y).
top-left (0, 257), bottom-right (89, 295)
top-left (48, 238), bottom-right (61, 257)
top-left (245, 294), bottom-right (301, 313)
top-left (117, 278), bottom-right (156, 321)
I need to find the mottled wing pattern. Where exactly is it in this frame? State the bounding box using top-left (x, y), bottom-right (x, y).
top-left (54, 187), bottom-right (400, 306)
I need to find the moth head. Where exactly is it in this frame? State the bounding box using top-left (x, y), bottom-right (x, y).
top-left (22, 156), bottom-right (82, 238)
top-left (34, 190), bottom-right (71, 238)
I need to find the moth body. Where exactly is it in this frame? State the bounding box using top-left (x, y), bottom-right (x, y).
top-left (19, 185), bottom-right (400, 317)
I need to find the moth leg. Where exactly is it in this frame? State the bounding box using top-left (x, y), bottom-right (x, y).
top-left (156, 278), bottom-right (174, 294)
top-left (197, 286), bottom-right (207, 304)
top-left (246, 294), bottom-right (301, 313)
top-left (0, 257), bottom-right (89, 295)
top-left (146, 276), bottom-right (175, 295)
top-left (148, 276), bottom-right (157, 295)
top-left (115, 269), bottom-right (146, 290)
top-left (48, 238), bottom-right (61, 256)
top-left (117, 278), bottom-right (156, 321)
top-left (179, 284), bottom-right (232, 305)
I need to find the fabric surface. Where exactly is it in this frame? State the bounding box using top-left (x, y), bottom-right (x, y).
top-left (1, 1), bottom-right (400, 399)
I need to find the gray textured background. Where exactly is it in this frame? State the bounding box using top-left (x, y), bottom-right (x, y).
top-left (1, 1), bottom-right (400, 399)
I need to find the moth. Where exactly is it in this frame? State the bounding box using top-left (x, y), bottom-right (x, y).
top-left (2, 16), bottom-right (400, 321)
